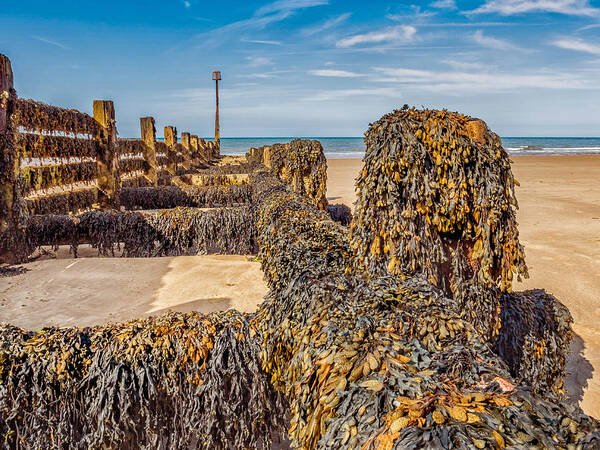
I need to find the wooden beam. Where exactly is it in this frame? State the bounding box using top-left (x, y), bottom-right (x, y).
top-left (190, 135), bottom-right (199, 167)
top-left (0, 54), bottom-right (28, 263)
top-left (164, 126), bottom-right (178, 175)
top-left (93, 100), bottom-right (120, 208)
top-left (0, 54), bottom-right (14, 132)
top-left (140, 117), bottom-right (157, 186)
top-left (181, 132), bottom-right (191, 170)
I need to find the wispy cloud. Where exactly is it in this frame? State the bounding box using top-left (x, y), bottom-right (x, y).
top-left (200, 0), bottom-right (329, 43)
top-left (430, 0), bottom-right (457, 9)
top-left (442, 60), bottom-right (488, 70)
top-left (336, 25), bottom-right (417, 48)
top-left (304, 87), bottom-right (403, 101)
top-left (183, 1), bottom-right (191, 8)
top-left (553, 37), bottom-right (600, 55)
top-left (309, 69), bottom-right (364, 77)
top-left (473, 29), bottom-right (522, 50)
top-left (246, 56), bottom-right (274, 67)
top-left (33, 36), bottom-right (70, 50)
top-left (255, 0), bottom-right (328, 17)
top-left (373, 66), bottom-right (595, 92)
top-left (467, 0), bottom-right (600, 17)
top-left (578, 23), bottom-right (600, 31)
top-left (242, 39), bottom-right (283, 45)
top-left (302, 12), bottom-right (352, 36)
top-left (387, 6), bottom-right (437, 21)
top-left (239, 69), bottom-right (295, 79)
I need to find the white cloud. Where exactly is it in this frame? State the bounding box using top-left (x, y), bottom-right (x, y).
top-left (473, 29), bottom-right (521, 50)
top-left (302, 12), bottom-right (352, 36)
top-left (431, 0), bottom-right (457, 9)
top-left (468, 0), bottom-right (600, 16)
top-left (553, 37), bottom-right (600, 55)
top-left (33, 36), bottom-right (70, 50)
top-left (242, 39), bottom-right (283, 45)
top-left (183, 1), bottom-right (191, 8)
top-left (309, 69), bottom-right (364, 77)
top-left (387, 6), bottom-right (437, 21)
top-left (255, 0), bottom-right (328, 17)
top-left (201, 0), bottom-right (329, 42)
top-left (442, 60), bottom-right (488, 70)
top-left (304, 87), bottom-right (403, 101)
top-left (246, 56), bottom-right (274, 67)
top-left (336, 25), bottom-right (417, 48)
top-left (372, 66), bottom-right (595, 92)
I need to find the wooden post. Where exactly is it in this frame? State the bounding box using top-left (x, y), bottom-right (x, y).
top-left (94, 100), bottom-right (120, 208)
top-left (164, 126), bottom-right (178, 175)
top-left (181, 132), bottom-right (191, 170)
top-left (190, 135), bottom-right (199, 167)
top-left (0, 54), bottom-right (23, 263)
top-left (140, 117), bottom-right (157, 187)
top-left (198, 138), bottom-right (208, 162)
top-left (0, 54), bottom-right (13, 132)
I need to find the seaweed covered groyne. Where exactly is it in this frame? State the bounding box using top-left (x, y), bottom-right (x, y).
top-left (247, 139), bottom-right (328, 209)
top-left (1, 51), bottom-right (599, 449)
top-left (0, 311), bottom-right (287, 448)
top-left (252, 138), bottom-right (592, 448)
top-left (0, 54), bottom-right (219, 263)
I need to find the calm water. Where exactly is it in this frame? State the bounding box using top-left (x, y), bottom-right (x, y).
top-left (216, 137), bottom-right (600, 158)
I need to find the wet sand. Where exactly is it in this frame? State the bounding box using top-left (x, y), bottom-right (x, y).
top-left (1, 155), bottom-right (598, 418)
top-left (0, 252), bottom-right (267, 329)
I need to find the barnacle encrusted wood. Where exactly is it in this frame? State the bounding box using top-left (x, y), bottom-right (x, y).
top-left (349, 107), bottom-right (528, 340)
top-left (25, 187), bottom-right (98, 215)
top-left (0, 311), bottom-right (288, 448)
top-left (13, 98), bottom-right (99, 136)
top-left (251, 169), bottom-right (600, 449)
top-left (0, 55), bottom-right (29, 264)
top-left (17, 133), bottom-right (97, 159)
top-left (25, 206), bottom-right (256, 256)
top-left (21, 160), bottom-right (98, 193)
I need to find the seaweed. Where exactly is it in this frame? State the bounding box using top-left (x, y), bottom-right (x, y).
top-left (25, 206), bottom-right (256, 257)
top-left (349, 107), bottom-right (528, 341)
top-left (13, 98), bottom-right (98, 136)
top-left (251, 169), bottom-right (599, 449)
top-left (0, 311), bottom-right (287, 449)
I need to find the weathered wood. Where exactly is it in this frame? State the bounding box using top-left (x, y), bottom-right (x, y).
top-left (190, 135), bottom-right (199, 166)
top-left (164, 126), bottom-right (178, 175)
top-left (93, 100), bottom-right (120, 208)
top-left (140, 117), bottom-right (157, 187)
top-left (0, 54), bottom-right (27, 263)
top-left (0, 54), bottom-right (14, 133)
top-left (198, 138), bottom-right (209, 162)
top-left (181, 132), bottom-right (191, 170)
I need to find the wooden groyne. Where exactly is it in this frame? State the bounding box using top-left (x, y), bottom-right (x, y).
top-left (0, 54), bottom-right (218, 262)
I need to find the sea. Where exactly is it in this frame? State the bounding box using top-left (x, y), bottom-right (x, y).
top-left (215, 137), bottom-right (600, 159)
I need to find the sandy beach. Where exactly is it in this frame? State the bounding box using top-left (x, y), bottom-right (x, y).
top-left (1, 154), bottom-right (598, 418)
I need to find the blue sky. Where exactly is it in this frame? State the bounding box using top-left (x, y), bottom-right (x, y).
top-left (2, 0), bottom-right (600, 137)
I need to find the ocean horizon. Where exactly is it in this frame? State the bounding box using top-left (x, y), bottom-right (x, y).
top-left (203, 137), bottom-right (600, 158)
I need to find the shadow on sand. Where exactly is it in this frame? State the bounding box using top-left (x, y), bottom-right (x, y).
top-left (566, 333), bottom-right (595, 407)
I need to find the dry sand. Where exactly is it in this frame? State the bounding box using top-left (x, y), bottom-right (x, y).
top-left (1, 155), bottom-right (598, 418)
